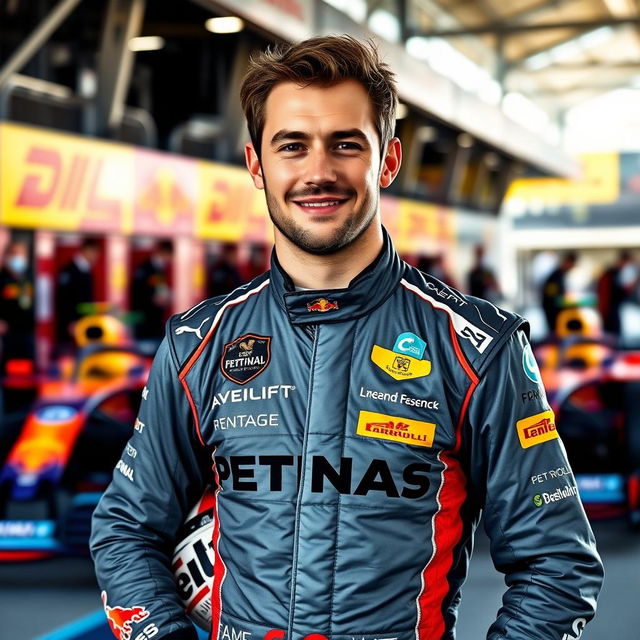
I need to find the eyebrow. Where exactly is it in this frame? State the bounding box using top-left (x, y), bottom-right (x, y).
top-left (270, 128), bottom-right (370, 146)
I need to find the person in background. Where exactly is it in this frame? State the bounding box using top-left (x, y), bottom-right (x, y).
top-left (131, 240), bottom-right (173, 343)
top-left (56, 238), bottom-right (100, 345)
top-left (417, 252), bottom-right (458, 289)
top-left (0, 238), bottom-right (34, 374)
top-left (541, 251), bottom-right (577, 336)
top-left (597, 249), bottom-right (638, 339)
top-left (245, 244), bottom-right (268, 281)
top-left (467, 243), bottom-right (501, 302)
top-left (207, 242), bottom-right (243, 298)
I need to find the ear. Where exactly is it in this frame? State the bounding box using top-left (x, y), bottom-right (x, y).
top-left (379, 137), bottom-right (402, 189)
top-left (245, 142), bottom-right (264, 190)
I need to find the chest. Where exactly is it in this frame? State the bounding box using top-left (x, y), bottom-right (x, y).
top-left (190, 313), bottom-right (469, 473)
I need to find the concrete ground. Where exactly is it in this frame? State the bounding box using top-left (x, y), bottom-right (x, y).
top-left (0, 519), bottom-right (637, 639)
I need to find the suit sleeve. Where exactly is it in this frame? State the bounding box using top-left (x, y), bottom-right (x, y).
top-left (90, 334), bottom-right (210, 640)
top-left (467, 329), bottom-right (604, 640)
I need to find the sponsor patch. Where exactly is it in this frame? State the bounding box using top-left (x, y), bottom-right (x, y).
top-left (521, 388), bottom-right (542, 403)
top-left (359, 386), bottom-right (439, 410)
top-left (533, 483), bottom-right (579, 507)
top-left (371, 344), bottom-right (431, 381)
top-left (175, 316), bottom-right (211, 340)
top-left (306, 298), bottom-right (339, 313)
top-left (213, 413), bottom-right (279, 430)
top-left (522, 343), bottom-right (542, 383)
top-left (393, 332), bottom-right (427, 359)
top-left (101, 591), bottom-right (150, 640)
top-left (221, 334), bottom-right (271, 385)
top-left (530, 464), bottom-right (572, 485)
top-left (356, 410), bottom-right (435, 448)
top-left (116, 459), bottom-right (135, 482)
top-left (517, 410), bottom-right (558, 448)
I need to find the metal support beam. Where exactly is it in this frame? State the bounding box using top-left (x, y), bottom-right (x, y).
top-left (504, 26), bottom-right (597, 66)
top-left (501, 0), bottom-right (577, 24)
top-left (521, 79), bottom-right (640, 95)
top-left (443, 141), bottom-right (472, 203)
top-left (494, 160), bottom-right (520, 212)
top-left (470, 155), bottom-right (490, 205)
top-left (223, 39), bottom-right (253, 160)
top-left (495, 34), bottom-right (507, 96)
top-left (398, 0), bottom-right (410, 45)
top-left (518, 61), bottom-right (640, 72)
top-left (0, 0), bottom-right (84, 89)
top-left (93, 0), bottom-right (146, 137)
top-left (366, 0), bottom-right (386, 19)
top-left (411, 16), bottom-right (640, 38)
top-left (475, 0), bottom-right (501, 22)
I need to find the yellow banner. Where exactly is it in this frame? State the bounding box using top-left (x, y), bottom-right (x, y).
top-left (506, 153), bottom-right (619, 205)
top-left (0, 122), bottom-right (134, 232)
top-left (0, 122), bottom-right (457, 250)
top-left (196, 161), bottom-right (269, 242)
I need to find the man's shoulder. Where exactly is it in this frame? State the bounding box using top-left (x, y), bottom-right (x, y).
top-left (166, 272), bottom-right (271, 362)
top-left (401, 265), bottom-right (526, 374)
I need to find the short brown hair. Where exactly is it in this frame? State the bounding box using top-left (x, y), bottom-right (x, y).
top-left (240, 35), bottom-right (398, 157)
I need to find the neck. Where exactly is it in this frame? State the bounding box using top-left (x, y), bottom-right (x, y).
top-left (274, 220), bottom-right (383, 289)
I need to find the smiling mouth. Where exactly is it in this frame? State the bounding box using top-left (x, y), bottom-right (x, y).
top-left (297, 200), bottom-right (344, 208)
top-left (292, 197), bottom-right (350, 214)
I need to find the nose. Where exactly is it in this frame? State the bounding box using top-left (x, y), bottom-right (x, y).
top-left (303, 147), bottom-right (337, 186)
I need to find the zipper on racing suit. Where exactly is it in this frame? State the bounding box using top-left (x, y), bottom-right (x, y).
top-left (287, 323), bottom-right (318, 640)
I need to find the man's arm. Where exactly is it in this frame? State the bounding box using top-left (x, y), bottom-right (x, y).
top-left (90, 334), bottom-right (210, 640)
top-left (467, 329), bottom-right (604, 640)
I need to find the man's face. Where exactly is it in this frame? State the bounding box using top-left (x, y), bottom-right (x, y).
top-left (245, 80), bottom-right (401, 255)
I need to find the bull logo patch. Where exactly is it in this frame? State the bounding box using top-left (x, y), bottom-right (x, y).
top-left (307, 298), bottom-right (339, 313)
top-left (221, 334), bottom-right (271, 385)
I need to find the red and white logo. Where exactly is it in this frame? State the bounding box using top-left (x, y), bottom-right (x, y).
top-left (102, 591), bottom-right (150, 640)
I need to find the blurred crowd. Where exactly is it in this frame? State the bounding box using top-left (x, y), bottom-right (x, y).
top-left (1, 235), bottom-right (639, 383)
top-left (0, 236), bottom-right (268, 377)
top-left (535, 249), bottom-right (640, 343)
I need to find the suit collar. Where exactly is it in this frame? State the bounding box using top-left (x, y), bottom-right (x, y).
top-left (269, 228), bottom-right (405, 325)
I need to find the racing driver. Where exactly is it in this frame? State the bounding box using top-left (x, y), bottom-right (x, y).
top-left (91, 35), bottom-right (604, 640)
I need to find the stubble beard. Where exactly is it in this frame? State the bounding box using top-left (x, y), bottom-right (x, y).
top-left (264, 181), bottom-right (379, 256)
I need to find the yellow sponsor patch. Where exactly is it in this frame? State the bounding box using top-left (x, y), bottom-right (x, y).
top-left (516, 410), bottom-right (558, 449)
top-left (356, 410), bottom-right (436, 448)
top-left (371, 345), bottom-right (432, 381)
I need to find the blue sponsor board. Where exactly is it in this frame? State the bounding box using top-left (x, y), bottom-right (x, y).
top-left (577, 474), bottom-right (625, 504)
top-left (0, 520), bottom-right (63, 550)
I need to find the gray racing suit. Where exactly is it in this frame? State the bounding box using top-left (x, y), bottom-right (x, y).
top-left (91, 230), bottom-right (603, 640)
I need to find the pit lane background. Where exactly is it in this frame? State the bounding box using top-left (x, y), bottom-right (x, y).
top-left (0, 520), bottom-right (637, 640)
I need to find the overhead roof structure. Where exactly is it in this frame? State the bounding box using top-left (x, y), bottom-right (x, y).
top-left (201, 0), bottom-right (640, 177)
top-left (3, 0), bottom-right (638, 182)
top-left (404, 0), bottom-right (640, 116)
